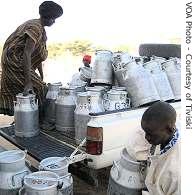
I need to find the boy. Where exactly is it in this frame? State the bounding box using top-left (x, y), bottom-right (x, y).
top-left (141, 101), bottom-right (180, 195)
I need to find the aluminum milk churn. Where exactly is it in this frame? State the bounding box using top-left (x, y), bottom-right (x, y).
top-left (143, 60), bottom-right (175, 102)
top-left (74, 92), bottom-right (91, 145)
top-left (0, 150), bottom-right (31, 195)
top-left (75, 92), bottom-right (105, 145)
top-left (91, 50), bottom-right (113, 85)
top-left (162, 58), bottom-right (181, 100)
top-left (122, 61), bottom-right (160, 107)
top-left (88, 91), bottom-right (105, 113)
top-left (112, 86), bottom-right (126, 91)
top-left (104, 90), bottom-right (130, 111)
top-left (44, 82), bottom-right (62, 124)
top-left (107, 148), bottom-right (147, 195)
top-left (14, 93), bottom-right (39, 137)
top-left (39, 157), bottom-right (73, 195)
top-left (19, 171), bottom-right (61, 195)
top-left (86, 86), bottom-right (106, 101)
top-left (55, 87), bottom-right (77, 138)
top-left (111, 52), bottom-right (132, 87)
top-left (150, 55), bottom-right (166, 64)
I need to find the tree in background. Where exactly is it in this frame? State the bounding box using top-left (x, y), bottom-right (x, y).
top-left (47, 40), bottom-right (95, 59)
top-left (65, 40), bottom-right (94, 56)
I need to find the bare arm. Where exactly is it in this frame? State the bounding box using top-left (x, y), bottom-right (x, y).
top-left (23, 36), bottom-right (35, 95)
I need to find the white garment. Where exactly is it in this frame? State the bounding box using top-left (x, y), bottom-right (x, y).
top-left (126, 128), bottom-right (151, 161)
top-left (79, 66), bottom-right (92, 81)
top-left (69, 72), bottom-right (87, 87)
top-left (143, 140), bottom-right (181, 195)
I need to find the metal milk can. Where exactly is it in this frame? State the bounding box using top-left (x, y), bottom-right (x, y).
top-left (14, 93), bottom-right (39, 137)
top-left (74, 92), bottom-right (91, 145)
top-left (0, 150), bottom-right (31, 195)
top-left (55, 87), bottom-right (77, 138)
top-left (143, 60), bottom-right (175, 102)
top-left (104, 90), bottom-right (130, 111)
top-left (150, 55), bottom-right (166, 64)
top-left (19, 171), bottom-right (61, 195)
top-left (91, 50), bottom-right (113, 85)
top-left (122, 61), bottom-right (160, 107)
top-left (162, 58), bottom-right (181, 100)
top-left (74, 92), bottom-right (105, 144)
top-left (135, 56), bottom-right (150, 65)
top-left (86, 86), bottom-right (106, 99)
top-left (111, 52), bottom-right (132, 87)
top-left (171, 57), bottom-right (181, 68)
top-left (39, 157), bottom-right (73, 195)
top-left (88, 91), bottom-right (105, 113)
top-left (112, 86), bottom-right (126, 91)
top-left (107, 148), bottom-right (147, 195)
top-left (44, 82), bottom-right (62, 124)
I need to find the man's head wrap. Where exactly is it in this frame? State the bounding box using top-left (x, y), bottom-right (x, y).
top-left (83, 55), bottom-right (91, 63)
top-left (39, 1), bottom-right (63, 19)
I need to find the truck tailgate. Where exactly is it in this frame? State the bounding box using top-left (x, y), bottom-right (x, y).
top-left (0, 125), bottom-right (76, 162)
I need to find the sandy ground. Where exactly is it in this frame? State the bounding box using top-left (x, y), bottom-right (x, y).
top-left (0, 114), bottom-right (107, 195)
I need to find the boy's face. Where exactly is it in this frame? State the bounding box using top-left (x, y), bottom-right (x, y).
top-left (83, 60), bottom-right (90, 67)
top-left (141, 120), bottom-right (173, 146)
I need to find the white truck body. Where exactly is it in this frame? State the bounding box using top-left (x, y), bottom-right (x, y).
top-left (85, 101), bottom-right (181, 169)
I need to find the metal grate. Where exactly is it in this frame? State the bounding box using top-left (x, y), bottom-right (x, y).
top-left (0, 125), bottom-right (75, 162)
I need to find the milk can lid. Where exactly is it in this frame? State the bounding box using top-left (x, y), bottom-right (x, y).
top-left (24, 171), bottom-right (59, 190)
top-left (40, 157), bottom-right (68, 171)
top-left (16, 93), bottom-right (35, 99)
top-left (0, 150), bottom-right (25, 163)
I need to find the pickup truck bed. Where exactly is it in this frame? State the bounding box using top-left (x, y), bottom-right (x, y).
top-left (0, 125), bottom-right (76, 162)
top-left (0, 125), bottom-right (110, 188)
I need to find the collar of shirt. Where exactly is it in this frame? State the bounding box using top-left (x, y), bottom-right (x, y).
top-left (160, 128), bottom-right (179, 155)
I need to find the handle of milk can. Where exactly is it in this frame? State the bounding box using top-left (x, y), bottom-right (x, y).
top-left (12, 170), bottom-right (29, 187)
top-left (59, 173), bottom-right (72, 186)
top-left (122, 69), bottom-right (127, 80)
top-left (30, 99), bottom-right (37, 109)
top-left (18, 186), bottom-right (25, 195)
top-left (13, 101), bottom-right (17, 107)
top-left (57, 180), bottom-right (64, 190)
top-left (88, 96), bottom-right (91, 109)
top-left (113, 161), bottom-right (121, 181)
top-left (126, 98), bottom-right (131, 108)
top-left (115, 102), bottom-right (121, 110)
top-left (14, 100), bottom-right (21, 107)
top-left (103, 98), bottom-right (110, 110)
top-left (103, 93), bottom-right (108, 100)
top-left (161, 64), bottom-right (166, 71)
top-left (120, 102), bottom-right (126, 109)
top-left (139, 161), bottom-right (147, 183)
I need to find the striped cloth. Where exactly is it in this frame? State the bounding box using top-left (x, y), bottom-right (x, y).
top-left (0, 19), bottom-right (48, 116)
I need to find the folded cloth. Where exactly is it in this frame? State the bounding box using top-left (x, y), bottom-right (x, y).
top-left (126, 128), bottom-right (151, 161)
